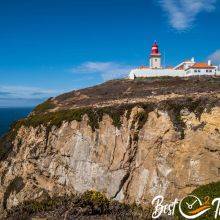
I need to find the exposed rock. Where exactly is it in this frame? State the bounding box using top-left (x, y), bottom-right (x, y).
top-left (0, 77), bottom-right (220, 217)
top-left (0, 103), bottom-right (220, 216)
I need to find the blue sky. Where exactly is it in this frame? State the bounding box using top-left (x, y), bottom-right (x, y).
top-left (0, 0), bottom-right (220, 107)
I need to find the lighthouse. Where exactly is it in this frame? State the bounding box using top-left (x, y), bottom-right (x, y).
top-left (129, 41), bottom-right (220, 80)
top-left (149, 41), bottom-right (162, 69)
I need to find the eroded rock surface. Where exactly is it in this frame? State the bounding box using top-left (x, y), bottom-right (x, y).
top-left (0, 104), bottom-right (219, 215)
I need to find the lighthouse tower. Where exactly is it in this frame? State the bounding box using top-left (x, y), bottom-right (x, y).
top-left (149, 41), bottom-right (162, 69)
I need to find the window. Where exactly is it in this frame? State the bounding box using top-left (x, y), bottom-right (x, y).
top-left (209, 70), bottom-right (212, 73)
top-left (198, 70), bottom-right (201, 73)
top-left (194, 70), bottom-right (197, 73)
top-left (155, 59), bottom-right (157, 62)
top-left (206, 70), bottom-right (209, 73)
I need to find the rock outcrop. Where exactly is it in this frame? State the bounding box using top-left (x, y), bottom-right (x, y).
top-left (0, 77), bottom-right (220, 216)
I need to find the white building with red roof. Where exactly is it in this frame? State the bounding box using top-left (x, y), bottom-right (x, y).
top-left (129, 42), bottom-right (219, 79)
top-left (184, 61), bottom-right (218, 76)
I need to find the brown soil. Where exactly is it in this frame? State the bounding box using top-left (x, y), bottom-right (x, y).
top-left (47, 76), bottom-right (220, 111)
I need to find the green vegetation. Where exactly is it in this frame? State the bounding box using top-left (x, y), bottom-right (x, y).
top-left (79, 190), bottom-right (110, 212)
top-left (5, 103), bottom-right (152, 135)
top-left (6, 190), bottom-right (153, 219)
top-left (175, 181), bottom-right (220, 220)
top-left (192, 181), bottom-right (220, 200)
top-left (134, 76), bottom-right (176, 82)
top-left (159, 96), bottom-right (217, 139)
top-left (33, 98), bottom-right (55, 114)
top-left (0, 96), bottom-right (218, 162)
top-left (20, 103), bottom-right (156, 132)
top-left (5, 182), bottom-right (220, 219)
top-left (14, 106), bottom-right (126, 131)
top-left (189, 181), bottom-right (220, 220)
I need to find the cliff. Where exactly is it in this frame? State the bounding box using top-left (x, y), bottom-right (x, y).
top-left (0, 76), bottom-right (220, 218)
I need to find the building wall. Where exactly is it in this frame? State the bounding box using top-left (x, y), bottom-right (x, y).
top-left (150, 57), bottom-right (161, 69)
top-left (129, 69), bottom-right (186, 79)
top-left (129, 68), bottom-right (220, 79)
top-left (186, 68), bottom-right (217, 76)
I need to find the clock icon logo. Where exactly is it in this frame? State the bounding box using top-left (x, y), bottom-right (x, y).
top-left (179, 195), bottom-right (211, 219)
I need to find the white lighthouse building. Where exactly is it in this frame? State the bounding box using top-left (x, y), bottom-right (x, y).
top-left (149, 41), bottom-right (162, 69)
top-left (129, 41), bottom-right (219, 79)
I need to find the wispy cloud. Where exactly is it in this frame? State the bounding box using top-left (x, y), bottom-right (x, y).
top-left (0, 86), bottom-right (57, 99)
top-left (0, 85), bottom-right (62, 107)
top-left (158, 0), bottom-right (217, 31)
top-left (208, 49), bottom-right (220, 65)
top-left (0, 91), bottom-right (12, 96)
top-left (71, 61), bottom-right (132, 81)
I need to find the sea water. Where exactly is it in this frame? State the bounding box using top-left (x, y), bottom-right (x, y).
top-left (0, 107), bottom-right (33, 137)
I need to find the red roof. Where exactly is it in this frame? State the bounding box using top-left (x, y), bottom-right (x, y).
top-left (189, 62), bottom-right (215, 69)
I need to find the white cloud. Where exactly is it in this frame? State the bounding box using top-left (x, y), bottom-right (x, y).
top-left (158, 0), bottom-right (217, 31)
top-left (208, 49), bottom-right (220, 65)
top-left (71, 61), bottom-right (132, 81)
top-left (0, 85), bottom-right (70, 107)
top-left (0, 85), bottom-right (59, 99)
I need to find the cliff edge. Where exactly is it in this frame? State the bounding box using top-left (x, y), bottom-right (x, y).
top-left (0, 76), bottom-right (220, 218)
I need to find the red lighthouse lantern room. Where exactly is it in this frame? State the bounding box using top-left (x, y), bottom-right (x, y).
top-left (151, 41), bottom-right (160, 55)
top-left (149, 41), bottom-right (161, 69)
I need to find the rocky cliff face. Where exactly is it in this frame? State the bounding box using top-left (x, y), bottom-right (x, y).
top-left (0, 99), bottom-right (220, 215)
top-left (0, 77), bottom-right (220, 217)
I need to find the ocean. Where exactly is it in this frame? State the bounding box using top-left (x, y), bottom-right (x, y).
top-left (0, 107), bottom-right (33, 137)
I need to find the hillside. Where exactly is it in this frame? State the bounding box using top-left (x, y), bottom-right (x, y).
top-left (0, 76), bottom-right (220, 219)
top-left (34, 76), bottom-right (220, 113)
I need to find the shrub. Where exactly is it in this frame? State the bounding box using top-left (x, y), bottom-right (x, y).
top-left (6, 190), bottom-right (152, 219)
top-left (79, 190), bottom-right (110, 214)
top-left (0, 96), bottom-right (218, 162)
